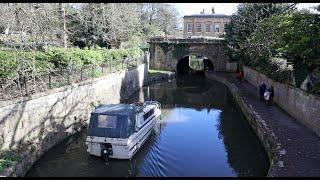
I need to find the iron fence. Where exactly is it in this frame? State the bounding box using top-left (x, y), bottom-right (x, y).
top-left (0, 54), bottom-right (146, 101)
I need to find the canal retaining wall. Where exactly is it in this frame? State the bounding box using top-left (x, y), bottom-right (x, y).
top-left (243, 66), bottom-right (320, 137)
top-left (204, 72), bottom-right (282, 177)
top-left (146, 72), bottom-right (175, 85)
top-left (0, 63), bottom-right (148, 176)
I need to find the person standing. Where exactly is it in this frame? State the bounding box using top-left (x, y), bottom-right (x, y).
top-left (259, 82), bottom-right (267, 101)
top-left (238, 70), bottom-right (244, 83)
top-left (267, 86), bottom-right (274, 105)
top-left (235, 68), bottom-right (240, 81)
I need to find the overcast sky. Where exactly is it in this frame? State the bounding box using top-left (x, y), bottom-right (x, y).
top-left (174, 3), bottom-right (320, 16)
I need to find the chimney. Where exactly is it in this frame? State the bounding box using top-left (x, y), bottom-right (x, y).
top-left (201, 9), bottom-right (205, 14)
top-left (212, 7), bottom-right (215, 14)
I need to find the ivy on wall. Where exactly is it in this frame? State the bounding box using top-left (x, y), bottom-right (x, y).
top-left (172, 44), bottom-right (189, 59)
top-left (158, 43), bottom-right (189, 60)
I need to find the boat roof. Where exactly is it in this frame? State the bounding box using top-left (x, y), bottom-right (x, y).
top-left (92, 104), bottom-right (136, 116)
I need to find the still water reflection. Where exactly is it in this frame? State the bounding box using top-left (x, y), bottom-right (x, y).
top-left (25, 75), bottom-right (269, 177)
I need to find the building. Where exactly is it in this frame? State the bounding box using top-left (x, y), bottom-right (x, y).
top-left (183, 7), bottom-right (231, 38)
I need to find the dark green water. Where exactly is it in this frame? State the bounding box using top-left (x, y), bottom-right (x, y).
top-left (25, 75), bottom-right (269, 177)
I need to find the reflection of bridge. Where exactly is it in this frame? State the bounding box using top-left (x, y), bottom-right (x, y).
top-left (145, 77), bottom-right (231, 110)
top-left (148, 37), bottom-right (236, 72)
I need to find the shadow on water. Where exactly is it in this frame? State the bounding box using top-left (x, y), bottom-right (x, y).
top-left (25, 74), bottom-right (269, 177)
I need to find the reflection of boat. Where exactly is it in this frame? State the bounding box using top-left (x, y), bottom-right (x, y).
top-left (86, 101), bottom-right (161, 159)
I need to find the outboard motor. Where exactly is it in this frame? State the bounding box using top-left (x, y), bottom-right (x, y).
top-left (101, 148), bottom-right (110, 165)
top-left (101, 143), bottom-right (113, 165)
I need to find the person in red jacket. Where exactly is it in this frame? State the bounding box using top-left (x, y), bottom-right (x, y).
top-left (236, 68), bottom-right (240, 81)
top-left (239, 70), bottom-right (244, 83)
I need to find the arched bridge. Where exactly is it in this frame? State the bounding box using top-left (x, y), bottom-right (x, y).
top-left (148, 37), bottom-right (237, 72)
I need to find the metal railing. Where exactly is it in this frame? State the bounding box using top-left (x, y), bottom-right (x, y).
top-left (0, 55), bottom-right (146, 102)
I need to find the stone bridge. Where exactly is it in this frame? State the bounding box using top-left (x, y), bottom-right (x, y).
top-left (148, 37), bottom-right (237, 72)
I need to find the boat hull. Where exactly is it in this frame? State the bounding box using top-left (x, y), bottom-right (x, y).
top-left (86, 109), bottom-right (161, 159)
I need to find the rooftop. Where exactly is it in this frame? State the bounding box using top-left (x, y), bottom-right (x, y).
top-left (184, 14), bottom-right (230, 18)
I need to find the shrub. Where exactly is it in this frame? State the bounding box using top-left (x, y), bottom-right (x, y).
top-left (266, 57), bottom-right (293, 83)
top-left (0, 51), bottom-right (18, 78)
top-left (0, 46), bottom-right (144, 78)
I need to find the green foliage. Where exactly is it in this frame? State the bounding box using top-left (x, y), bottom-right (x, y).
top-left (173, 44), bottom-right (189, 59)
top-left (293, 62), bottom-right (309, 88)
top-left (225, 3), bottom-right (296, 65)
top-left (265, 58), bottom-right (293, 83)
top-left (158, 43), bottom-right (172, 54)
top-left (0, 51), bottom-right (18, 78)
top-left (141, 23), bottom-right (165, 37)
top-left (274, 11), bottom-right (320, 73)
top-left (157, 43), bottom-right (189, 60)
top-left (0, 47), bottom-right (143, 78)
top-left (311, 82), bottom-right (320, 95)
top-left (0, 51), bottom-right (55, 78)
top-left (0, 151), bottom-right (21, 173)
top-left (225, 3), bottom-right (320, 92)
top-left (254, 11), bottom-right (320, 88)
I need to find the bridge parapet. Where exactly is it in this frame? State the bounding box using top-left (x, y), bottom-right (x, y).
top-left (148, 37), bottom-right (235, 72)
top-left (148, 37), bottom-right (225, 44)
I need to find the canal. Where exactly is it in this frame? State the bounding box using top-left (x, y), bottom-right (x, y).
top-left (25, 75), bottom-right (269, 177)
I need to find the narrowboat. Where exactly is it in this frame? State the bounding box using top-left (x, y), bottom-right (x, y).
top-left (86, 101), bottom-right (161, 159)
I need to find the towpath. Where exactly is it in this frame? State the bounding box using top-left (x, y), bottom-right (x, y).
top-left (206, 71), bottom-right (320, 177)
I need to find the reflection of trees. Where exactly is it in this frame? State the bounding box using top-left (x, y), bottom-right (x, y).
top-left (216, 97), bottom-right (269, 177)
top-left (126, 75), bottom-right (270, 176)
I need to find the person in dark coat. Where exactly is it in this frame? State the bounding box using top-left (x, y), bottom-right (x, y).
top-left (267, 86), bottom-right (274, 105)
top-left (259, 82), bottom-right (267, 101)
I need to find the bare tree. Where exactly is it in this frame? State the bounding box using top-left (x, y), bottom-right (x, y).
top-left (59, 3), bottom-right (68, 49)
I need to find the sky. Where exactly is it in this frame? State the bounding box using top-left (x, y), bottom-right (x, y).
top-left (174, 3), bottom-right (320, 16)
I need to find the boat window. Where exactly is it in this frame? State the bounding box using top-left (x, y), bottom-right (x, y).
top-left (98, 115), bottom-right (117, 128)
top-left (143, 108), bottom-right (155, 121)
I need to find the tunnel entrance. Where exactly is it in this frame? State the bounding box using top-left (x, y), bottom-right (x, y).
top-left (203, 59), bottom-right (214, 71)
top-left (176, 56), bottom-right (191, 74)
top-left (176, 55), bottom-right (214, 75)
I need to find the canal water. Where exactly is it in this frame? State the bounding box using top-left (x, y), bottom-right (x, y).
top-left (25, 75), bottom-right (269, 177)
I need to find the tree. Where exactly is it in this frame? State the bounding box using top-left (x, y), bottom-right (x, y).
top-left (138, 3), bottom-right (181, 37)
top-left (59, 3), bottom-right (68, 49)
top-left (225, 3), bottom-right (297, 65)
top-left (67, 3), bottom-right (141, 48)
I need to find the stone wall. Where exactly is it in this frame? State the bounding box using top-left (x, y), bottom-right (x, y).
top-left (243, 66), bottom-right (320, 137)
top-left (226, 62), bottom-right (237, 72)
top-left (149, 41), bottom-right (230, 72)
top-left (0, 63), bottom-right (148, 176)
top-left (204, 72), bottom-right (282, 177)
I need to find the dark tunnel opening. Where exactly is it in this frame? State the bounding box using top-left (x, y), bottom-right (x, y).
top-left (176, 56), bottom-right (215, 76)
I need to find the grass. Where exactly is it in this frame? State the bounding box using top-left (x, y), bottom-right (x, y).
top-left (148, 69), bottom-right (172, 77)
top-left (0, 151), bottom-right (21, 173)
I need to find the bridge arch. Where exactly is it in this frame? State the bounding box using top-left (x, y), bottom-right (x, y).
top-left (148, 37), bottom-right (235, 72)
top-left (176, 54), bottom-right (215, 75)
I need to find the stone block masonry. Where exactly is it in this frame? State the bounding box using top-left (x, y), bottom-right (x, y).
top-left (0, 63), bottom-right (148, 176)
top-left (243, 66), bottom-right (320, 137)
top-left (205, 71), bottom-right (320, 176)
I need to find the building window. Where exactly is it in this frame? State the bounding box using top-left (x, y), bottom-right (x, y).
top-left (196, 23), bottom-right (202, 32)
top-left (214, 22), bottom-right (220, 32)
top-left (205, 24), bottom-right (210, 32)
top-left (187, 24), bottom-right (192, 33)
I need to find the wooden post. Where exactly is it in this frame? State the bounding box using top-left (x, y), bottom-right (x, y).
top-left (80, 67), bottom-right (83, 81)
top-left (48, 72), bottom-right (51, 88)
top-left (109, 61), bottom-right (111, 73)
